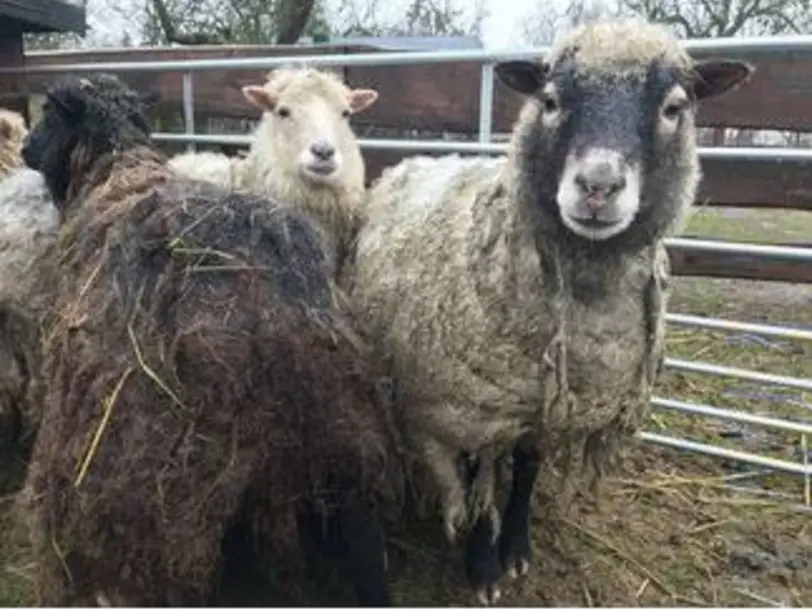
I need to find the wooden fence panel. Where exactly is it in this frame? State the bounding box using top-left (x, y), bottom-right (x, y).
top-left (18, 43), bottom-right (812, 282)
top-left (668, 241), bottom-right (812, 283)
top-left (21, 44), bottom-right (812, 132)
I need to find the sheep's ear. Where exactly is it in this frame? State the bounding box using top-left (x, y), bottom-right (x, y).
top-left (47, 89), bottom-right (86, 120)
top-left (347, 89), bottom-right (379, 113)
top-left (495, 60), bottom-right (547, 95)
top-left (242, 85), bottom-right (278, 111)
top-left (690, 59), bottom-right (755, 101)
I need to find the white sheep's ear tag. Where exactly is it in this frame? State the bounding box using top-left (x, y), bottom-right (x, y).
top-left (241, 85), bottom-right (278, 111)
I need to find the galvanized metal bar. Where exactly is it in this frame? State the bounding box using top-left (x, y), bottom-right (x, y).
top-left (11, 32), bottom-right (812, 75)
top-left (150, 132), bottom-right (812, 164)
top-left (651, 396), bottom-right (812, 435)
top-left (478, 63), bottom-right (494, 147)
top-left (182, 72), bottom-right (195, 154)
top-left (151, 135), bottom-right (812, 259)
top-left (637, 431), bottom-right (812, 476)
top-left (152, 133), bottom-right (251, 146)
top-left (804, 433), bottom-right (810, 506)
top-left (664, 357), bottom-right (812, 392)
top-left (664, 237), bottom-right (812, 261)
top-left (5, 48), bottom-right (545, 75)
top-left (666, 313), bottom-right (812, 342)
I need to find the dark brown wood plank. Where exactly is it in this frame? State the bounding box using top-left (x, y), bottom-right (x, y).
top-left (20, 44), bottom-right (812, 132)
top-left (22, 44), bottom-right (379, 123)
top-left (353, 46), bottom-right (812, 133)
top-left (0, 0), bottom-right (85, 33)
top-left (697, 153), bottom-right (812, 211)
top-left (668, 240), bottom-right (812, 283)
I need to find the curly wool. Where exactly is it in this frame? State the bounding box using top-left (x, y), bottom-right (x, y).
top-left (23, 122), bottom-right (401, 604)
top-left (348, 19), bottom-right (695, 537)
top-left (0, 168), bottom-right (60, 455)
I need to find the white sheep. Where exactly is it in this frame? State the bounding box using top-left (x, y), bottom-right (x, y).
top-left (0, 108), bottom-right (27, 180)
top-left (0, 126), bottom-right (60, 451)
top-left (346, 18), bottom-right (754, 605)
top-left (169, 67), bottom-right (379, 277)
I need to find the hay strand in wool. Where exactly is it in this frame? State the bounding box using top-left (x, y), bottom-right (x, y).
top-left (74, 366), bottom-right (135, 488)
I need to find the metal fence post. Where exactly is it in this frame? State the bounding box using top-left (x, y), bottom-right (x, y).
top-left (478, 62), bottom-right (494, 150)
top-left (182, 71), bottom-right (195, 154)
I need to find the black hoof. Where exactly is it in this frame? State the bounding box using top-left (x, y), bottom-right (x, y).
top-left (498, 520), bottom-right (531, 580)
top-left (465, 514), bottom-right (503, 605)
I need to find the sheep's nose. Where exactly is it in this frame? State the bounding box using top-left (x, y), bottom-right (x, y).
top-left (310, 141), bottom-right (335, 161)
top-left (574, 163), bottom-right (626, 199)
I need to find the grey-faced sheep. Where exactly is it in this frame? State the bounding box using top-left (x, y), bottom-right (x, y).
top-left (0, 84), bottom-right (160, 465)
top-left (0, 108), bottom-right (27, 180)
top-left (18, 73), bottom-right (401, 606)
top-left (169, 67), bottom-right (379, 279)
top-left (347, 18), bottom-right (754, 604)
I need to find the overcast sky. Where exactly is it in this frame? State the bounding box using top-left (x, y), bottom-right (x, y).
top-left (483, 1), bottom-right (538, 47)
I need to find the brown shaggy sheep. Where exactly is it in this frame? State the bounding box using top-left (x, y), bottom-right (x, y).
top-left (18, 73), bottom-right (402, 606)
top-left (0, 85), bottom-right (159, 472)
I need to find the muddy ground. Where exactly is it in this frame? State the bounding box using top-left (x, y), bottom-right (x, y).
top-left (0, 207), bottom-right (810, 606)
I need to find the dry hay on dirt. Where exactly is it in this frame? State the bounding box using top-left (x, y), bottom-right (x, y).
top-left (1, 207), bottom-right (810, 606)
top-left (2, 440), bottom-right (810, 607)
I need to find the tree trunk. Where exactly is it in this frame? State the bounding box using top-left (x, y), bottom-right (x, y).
top-left (275, 0), bottom-right (316, 44)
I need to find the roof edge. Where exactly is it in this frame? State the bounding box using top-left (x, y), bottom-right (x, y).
top-left (0, 0), bottom-right (86, 34)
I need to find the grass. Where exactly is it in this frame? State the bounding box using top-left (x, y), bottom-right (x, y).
top-left (1, 207), bottom-right (811, 606)
top-left (683, 205), bottom-right (812, 244)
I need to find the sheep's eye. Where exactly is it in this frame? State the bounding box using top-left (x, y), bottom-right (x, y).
top-left (277, 107), bottom-right (290, 118)
top-left (662, 102), bottom-right (684, 121)
top-left (541, 95), bottom-right (559, 114)
top-left (341, 109), bottom-right (351, 118)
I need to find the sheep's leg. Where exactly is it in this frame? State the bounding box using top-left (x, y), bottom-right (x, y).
top-left (463, 454), bottom-right (503, 606)
top-left (498, 434), bottom-right (541, 580)
top-left (330, 480), bottom-right (391, 607)
top-left (420, 436), bottom-right (467, 541)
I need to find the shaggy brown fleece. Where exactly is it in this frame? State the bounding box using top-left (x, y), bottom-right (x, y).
top-left (23, 142), bottom-right (403, 605)
top-left (0, 302), bottom-right (38, 467)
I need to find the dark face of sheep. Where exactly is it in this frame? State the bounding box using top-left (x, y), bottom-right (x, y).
top-left (21, 73), bottom-right (159, 211)
top-left (496, 52), bottom-right (753, 247)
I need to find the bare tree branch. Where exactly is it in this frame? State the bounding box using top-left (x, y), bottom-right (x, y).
top-left (618, 0), bottom-right (812, 38)
top-left (149, 0), bottom-right (228, 44)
